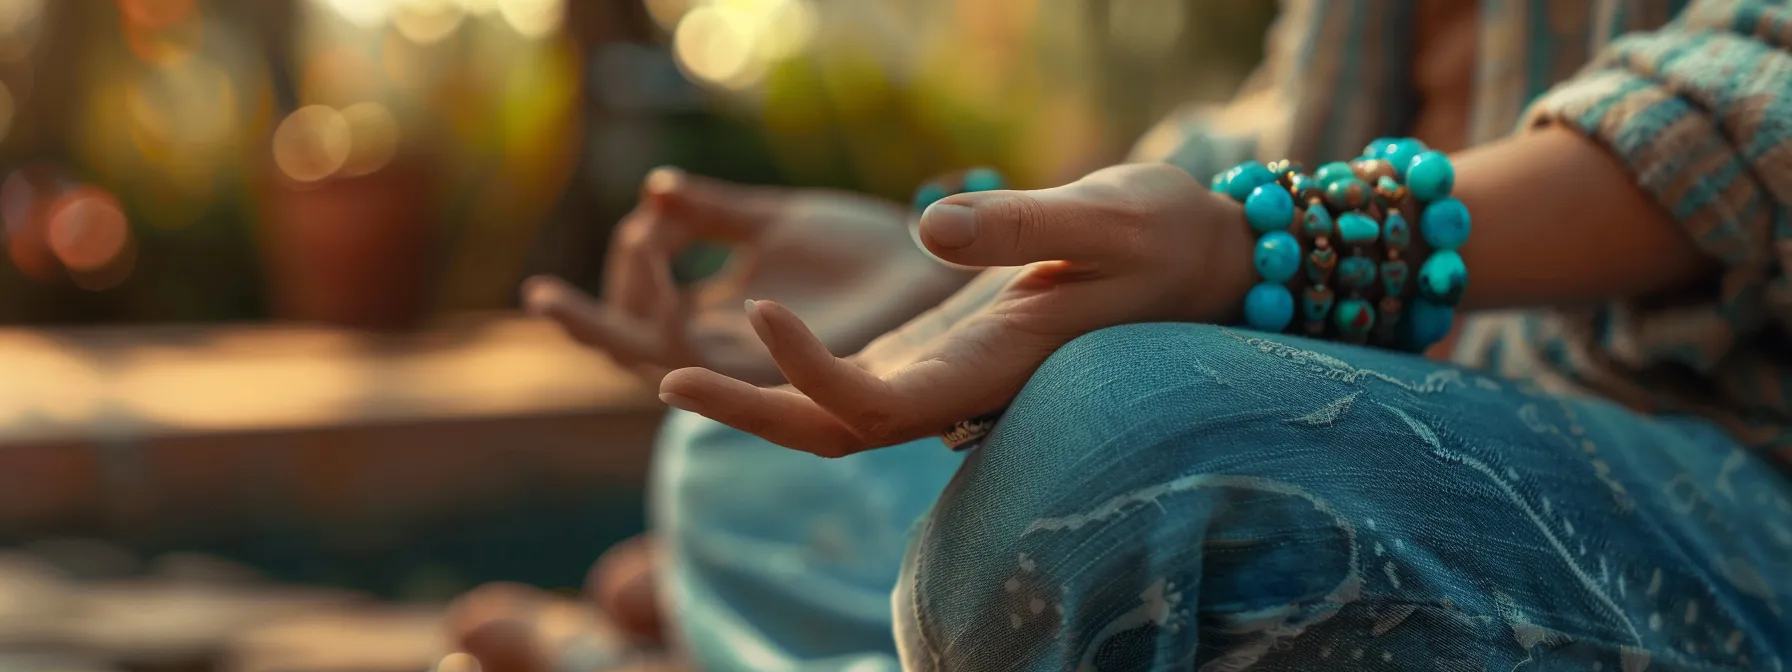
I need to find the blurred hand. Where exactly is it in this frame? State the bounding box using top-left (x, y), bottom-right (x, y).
top-left (657, 163), bottom-right (1257, 457)
top-left (524, 168), bottom-right (976, 385)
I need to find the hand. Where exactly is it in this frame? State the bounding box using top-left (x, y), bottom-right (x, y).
top-left (523, 168), bottom-right (977, 386)
top-left (657, 163), bottom-right (1257, 456)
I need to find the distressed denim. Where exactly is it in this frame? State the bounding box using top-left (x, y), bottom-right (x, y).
top-left (651, 323), bottom-right (1792, 671)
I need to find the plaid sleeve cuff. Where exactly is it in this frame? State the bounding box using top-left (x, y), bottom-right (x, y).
top-left (1519, 14), bottom-right (1792, 372)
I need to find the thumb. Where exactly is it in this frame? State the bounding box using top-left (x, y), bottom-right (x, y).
top-left (917, 180), bottom-right (1140, 268)
top-left (641, 167), bottom-right (780, 241)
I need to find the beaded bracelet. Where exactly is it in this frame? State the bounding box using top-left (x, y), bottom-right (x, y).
top-left (913, 167), bottom-right (1006, 214)
top-left (1214, 137), bottom-right (1470, 353)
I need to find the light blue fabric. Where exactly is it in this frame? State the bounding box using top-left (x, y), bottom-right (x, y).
top-left (650, 407), bottom-right (960, 671)
top-left (652, 324), bottom-right (1792, 671)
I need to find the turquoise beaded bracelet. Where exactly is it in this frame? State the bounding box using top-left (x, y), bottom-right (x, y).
top-left (1214, 137), bottom-right (1469, 353)
top-left (913, 167), bottom-right (1006, 214)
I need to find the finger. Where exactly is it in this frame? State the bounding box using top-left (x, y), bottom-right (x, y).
top-left (657, 367), bottom-right (864, 457)
top-left (642, 167), bottom-right (780, 242)
top-left (523, 276), bottom-right (666, 365)
top-left (602, 209), bottom-right (679, 319)
top-left (744, 300), bottom-right (890, 419)
top-left (917, 180), bottom-right (1142, 268)
top-left (747, 300), bottom-right (1018, 448)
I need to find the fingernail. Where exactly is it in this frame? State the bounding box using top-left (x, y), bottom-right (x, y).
top-left (743, 299), bottom-right (774, 348)
top-left (645, 167), bottom-right (683, 195)
top-left (921, 203), bottom-right (977, 249)
top-left (659, 392), bottom-right (703, 413)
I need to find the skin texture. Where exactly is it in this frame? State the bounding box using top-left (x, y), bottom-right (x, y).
top-left (523, 168), bottom-right (976, 387)
top-left (495, 0), bottom-right (1715, 654)
top-left (658, 125), bottom-right (1715, 457)
top-left (657, 163), bottom-right (1255, 456)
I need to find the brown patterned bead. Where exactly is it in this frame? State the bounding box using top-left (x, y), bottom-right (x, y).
top-left (1372, 175), bottom-right (1409, 209)
top-left (1323, 178), bottom-right (1372, 212)
top-left (1306, 245), bottom-right (1338, 284)
top-left (1376, 295), bottom-right (1405, 344)
top-left (1351, 158), bottom-right (1395, 185)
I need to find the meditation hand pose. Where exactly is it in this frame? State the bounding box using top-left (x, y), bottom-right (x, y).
top-left (497, 1), bottom-right (1792, 670)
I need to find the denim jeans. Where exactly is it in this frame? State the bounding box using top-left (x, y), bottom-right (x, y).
top-left (650, 323), bottom-right (1792, 671)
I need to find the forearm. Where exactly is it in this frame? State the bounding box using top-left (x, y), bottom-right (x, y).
top-left (1451, 124), bottom-right (1719, 312)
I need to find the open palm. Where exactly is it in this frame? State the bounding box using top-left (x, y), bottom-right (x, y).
top-left (658, 163), bottom-right (1257, 456)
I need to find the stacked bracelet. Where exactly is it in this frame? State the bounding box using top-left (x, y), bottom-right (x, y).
top-left (1214, 137), bottom-right (1469, 353)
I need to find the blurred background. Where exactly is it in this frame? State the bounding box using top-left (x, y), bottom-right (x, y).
top-left (0, 0), bottom-right (1272, 669)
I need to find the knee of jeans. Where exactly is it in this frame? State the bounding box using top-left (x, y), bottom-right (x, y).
top-left (900, 323), bottom-right (1370, 668)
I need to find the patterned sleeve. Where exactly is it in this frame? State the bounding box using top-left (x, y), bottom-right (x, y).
top-left (1519, 0), bottom-right (1792, 375)
top-left (1133, 0), bottom-right (1418, 182)
top-left (1127, 1), bottom-right (1315, 175)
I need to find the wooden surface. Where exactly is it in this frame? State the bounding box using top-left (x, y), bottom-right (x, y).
top-left (0, 314), bottom-right (666, 564)
top-left (0, 313), bottom-right (658, 446)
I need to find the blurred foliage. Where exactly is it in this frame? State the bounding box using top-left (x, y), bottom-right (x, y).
top-left (0, 0), bottom-right (1273, 327)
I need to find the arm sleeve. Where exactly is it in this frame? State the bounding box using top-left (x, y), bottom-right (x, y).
top-left (1127, 0), bottom-right (1318, 178)
top-left (1519, 0), bottom-right (1792, 374)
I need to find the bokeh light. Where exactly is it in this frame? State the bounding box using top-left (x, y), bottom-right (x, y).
top-left (496, 0), bottom-right (565, 38)
top-left (340, 101), bottom-right (400, 177)
top-left (392, 0), bottom-right (468, 45)
top-left (273, 105), bottom-right (353, 183)
top-left (0, 0), bottom-right (42, 63)
top-left (671, 0), bottom-right (817, 91)
top-left (46, 187), bottom-right (131, 272)
top-left (672, 6), bottom-right (754, 89)
top-left (319, 0), bottom-right (397, 29)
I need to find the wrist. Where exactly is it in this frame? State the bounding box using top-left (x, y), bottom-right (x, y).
top-left (1187, 193), bottom-right (1260, 325)
top-left (1207, 139), bottom-right (1468, 352)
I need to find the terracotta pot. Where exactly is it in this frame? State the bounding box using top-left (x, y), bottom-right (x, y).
top-left (257, 158), bottom-right (436, 331)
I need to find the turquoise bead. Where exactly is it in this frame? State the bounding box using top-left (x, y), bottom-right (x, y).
top-left (1399, 298), bottom-right (1456, 352)
top-left (1222, 162), bottom-right (1277, 203)
top-left (1382, 211), bottom-right (1412, 250)
top-left (1314, 161), bottom-right (1355, 186)
top-left (1302, 206), bottom-right (1334, 238)
top-left (1302, 286), bottom-right (1336, 323)
top-left (1333, 297), bottom-right (1376, 336)
top-left (1419, 197), bottom-right (1472, 250)
top-left (1405, 151), bottom-right (1454, 202)
top-left (1337, 256), bottom-right (1377, 291)
top-left (912, 182), bottom-right (949, 214)
top-left (962, 167), bottom-right (1005, 193)
top-left (1380, 258), bottom-right (1410, 296)
top-left (1336, 212), bottom-right (1379, 246)
top-left (1245, 184), bottom-right (1296, 233)
top-left (1324, 177), bottom-right (1371, 211)
top-left (1385, 138), bottom-right (1428, 179)
top-left (1244, 282), bottom-right (1295, 333)
top-left (1418, 250), bottom-right (1469, 305)
top-left (1306, 246), bottom-right (1337, 283)
top-left (1362, 137), bottom-right (1401, 160)
top-left (1210, 172), bottom-right (1227, 190)
top-left (1254, 231), bottom-right (1302, 282)
top-left (1289, 174), bottom-right (1321, 201)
